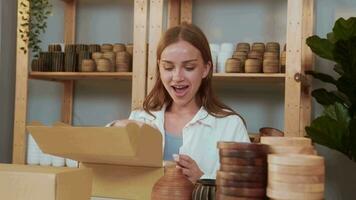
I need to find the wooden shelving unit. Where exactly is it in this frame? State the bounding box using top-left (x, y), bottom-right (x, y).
top-left (212, 73), bottom-right (285, 82)
top-left (29, 72), bottom-right (132, 81)
top-left (147, 0), bottom-right (314, 137)
top-left (12, 0), bottom-right (149, 164)
top-left (12, 0), bottom-right (314, 163)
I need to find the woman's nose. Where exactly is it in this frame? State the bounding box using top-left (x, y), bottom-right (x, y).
top-left (172, 68), bottom-right (184, 81)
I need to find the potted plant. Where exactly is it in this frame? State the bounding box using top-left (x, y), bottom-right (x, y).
top-left (19, 0), bottom-right (52, 58)
top-left (305, 17), bottom-right (356, 162)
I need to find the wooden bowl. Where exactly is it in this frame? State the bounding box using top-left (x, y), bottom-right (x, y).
top-left (268, 154), bottom-right (324, 166)
top-left (126, 44), bottom-right (134, 56)
top-left (113, 43), bottom-right (126, 52)
top-left (96, 58), bottom-right (111, 72)
top-left (219, 164), bottom-right (266, 174)
top-left (268, 181), bottom-right (324, 193)
top-left (217, 142), bottom-right (269, 152)
top-left (101, 43), bottom-right (113, 52)
top-left (269, 145), bottom-right (316, 155)
top-left (259, 127), bottom-right (284, 137)
top-left (216, 178), bottom-right (266, 188)
top-left (217, 171), bottom-right (266, 182)
top-left (268, 163), bottom-right (325, 176)
top-left (219, 149), bottom-right (267, 158)
top-left (260, 136), bottom-right (311, 146)
top-left (81, 59), bottom-right (95, 72)
top-left (267, 188), bottom-right (324, 200)
top-left (225, 58), bottom-right (242, 73)
top-left (248, 51), bottom-right (263, 60)
top-left (220, 157), bottom-right (266, 166)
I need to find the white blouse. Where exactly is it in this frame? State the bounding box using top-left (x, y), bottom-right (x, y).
top-left (128, 105), bottom-right (250, 179)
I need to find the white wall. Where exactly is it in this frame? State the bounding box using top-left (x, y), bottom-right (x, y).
top-left (25, 0), bottom-right (356, 199)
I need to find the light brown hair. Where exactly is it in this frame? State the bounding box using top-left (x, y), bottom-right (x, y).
top-left (143, 23), bottom-right (245, 122)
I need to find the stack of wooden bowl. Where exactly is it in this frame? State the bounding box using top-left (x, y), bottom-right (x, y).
top-left (225, 58), bottom-right (242, 73)
top-left (96, 58), bottom-right (111, 72)
top-left (245, 58), bottom-right (262, 73)
top-left (103, 52), bottom-right (116, 72)
top-left (48, 44), bottom-right (62, 52)
top-left (113, 43), bottom-right (126, 52)
top-left (81, 59), bottom-right (96, 72)
top-left (75, 44), bottom-right (89, 53)
top-left (216, 142), bottom-right (269, 199)
top-left (260, 136), bottom-right (316, 155)
top-left (101, 43), bottom-right (113, 52)
top-left (252, 42), bottom-right (265, 53)
top-left (78, 51), bottom-right (91, 72)
top-left (116, 51), bottom-right (132, 72)
top-left (126, 43), bottom-right (133, 56)
top-left (51, 52), bottom-right (65, 72)
top-left (263, 42), bottom-right (280, 73)
top-left (280, 48), bottom-right (287, 73)
top-left (267, 154), bottom-right (325, 200)
top-left (88, 44), bottom-right (101, 54)
top-left (39, 52), bottom-right (52, 71)
top-left (64, 44), bottom-right (77, 72)
top-left (31, 59), bottom-right (45, 71)
top-left (230, 43), bottom-right (249, 73)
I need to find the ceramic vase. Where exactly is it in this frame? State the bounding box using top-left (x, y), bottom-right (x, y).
top-left (151, 166), bottom-right (194, 200)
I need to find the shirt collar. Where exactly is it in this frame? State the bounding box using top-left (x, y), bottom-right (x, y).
top-left (185, 106), bottom-right (215, 128)
top-left (136, 104), bottom-right (215, 128)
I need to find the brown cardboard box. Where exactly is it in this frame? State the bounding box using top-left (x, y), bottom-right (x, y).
top-left (27, 122), bottom-right (164, 200)
top-left (0, 164), bottom-right (92, 200)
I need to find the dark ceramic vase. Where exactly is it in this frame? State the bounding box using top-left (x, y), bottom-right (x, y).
top-left (192, 179), bottom-right (216, 200)
top-left (151, 166), bottom-right (194, 200)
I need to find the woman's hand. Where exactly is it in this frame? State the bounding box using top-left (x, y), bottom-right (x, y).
top-left (174, 154), bottom-right (204, 183)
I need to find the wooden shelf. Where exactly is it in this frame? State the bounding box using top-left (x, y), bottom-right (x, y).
top-left (213, 73), bottom-right (285, 82)
top-left (29, 72), bottom-right (132, 81)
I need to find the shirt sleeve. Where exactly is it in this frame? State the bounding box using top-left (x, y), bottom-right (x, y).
top-left (203, 115), bottom-right (250, 179)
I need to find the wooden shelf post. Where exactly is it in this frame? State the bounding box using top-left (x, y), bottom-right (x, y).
top-left (284, 0), bottom-right (304, 136)
top-left (132, 0), bottom-right (149, 109)
top-left (13, 0), bottom-right (30, 164)
top-left (62, 0), bottom-right (77, 124)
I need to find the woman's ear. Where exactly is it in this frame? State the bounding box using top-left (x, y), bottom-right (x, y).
top-left (202, 61), bottom-right (212, 78)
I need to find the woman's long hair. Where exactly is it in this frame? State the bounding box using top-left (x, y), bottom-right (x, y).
top-left (143, 23), bottom-right (244, 122)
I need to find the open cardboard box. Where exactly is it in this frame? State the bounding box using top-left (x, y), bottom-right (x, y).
top-left (27, 121), bottom-right (164, 200)
top-left (0, 164), bottom-right (92, 200)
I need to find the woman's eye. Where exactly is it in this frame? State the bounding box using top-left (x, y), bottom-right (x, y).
top-left (185, 65), bottom-right (196, 71)
top-left (161, 64), bottom-right (174, 71)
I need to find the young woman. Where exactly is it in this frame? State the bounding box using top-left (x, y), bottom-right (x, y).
top-left (111, 23), bottom-right (249, 183)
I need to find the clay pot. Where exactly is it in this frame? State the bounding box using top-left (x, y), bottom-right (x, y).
top-left (192, 179), bottom-right (216, 200)
top-left (152, 166), bottom-right (194, 200)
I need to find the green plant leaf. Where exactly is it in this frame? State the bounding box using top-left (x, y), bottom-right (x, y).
top-left (312, 88), bottom-right (344, 106)
top-left (336, 76), bottom-right (356, 105)
top-left (306, 115), bottom-right (348, 155)
top-left (327, 32), bottom-right (337, 44)
top-left (306, 35), bottom-right (334, 61)
top-left (333, 36), bottom-right (356, 77)
top-left (334, 64), bottom-right (344, 75)
top-left (333, 17), bottom-right (356, 41)
top-left (305, 70), bottom-right (337, 85)
top-left (349, 118), bottom-right (356, 161)
top-left (323, 102), bottom-right (351, 125)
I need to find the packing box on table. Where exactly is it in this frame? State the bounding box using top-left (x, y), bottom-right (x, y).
top-left (0, 164), bottom-right (92, 200)
top-left (27, 122), bottom-right (164, 200)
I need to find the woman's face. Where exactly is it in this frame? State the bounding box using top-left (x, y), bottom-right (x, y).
top-left (159, 40), bottom-right (211, 107)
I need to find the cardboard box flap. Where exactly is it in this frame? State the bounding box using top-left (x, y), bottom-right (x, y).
top-left (27, 122), bottom-right (163, 167)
